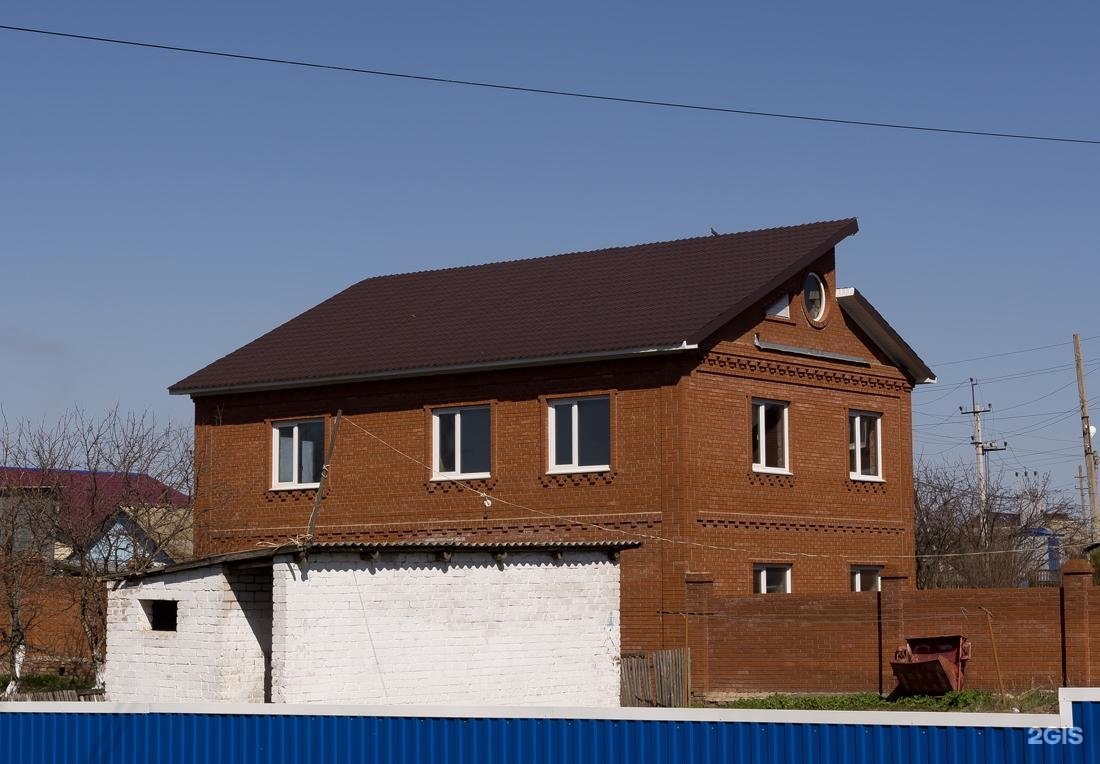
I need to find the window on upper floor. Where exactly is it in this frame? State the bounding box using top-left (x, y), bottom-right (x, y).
top-left (751, 399), bottom-right (789, 473)
top-left (850, 566), bottom-right (882, 592)
top-left (433, 405), bottom-right (491, 479)
top-left (766, 294), bottom-right (790, 319)
top-left (753, 563), bottom-right (791, 594)
top-left (848, 412), bottom-right (882, 480)
top-left (272, 419), bottom-right (324, 489)
top-left (548, 396), bottom-right (610, 473)
top-left (803, 272), bottom-right (827, 322)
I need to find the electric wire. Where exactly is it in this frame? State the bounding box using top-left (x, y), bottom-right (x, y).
top-left (2, 23), bottom-right (1099, 146)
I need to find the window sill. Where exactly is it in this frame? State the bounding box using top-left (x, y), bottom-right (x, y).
top-left (431, 473), bottom-right (491, 482)
top-left (764, 315), bottom-right (795, 325)
top-left (752, 466), bottom-right (792, 476)
top-left (848, 474), bottom-right (885, 483)
top-left (547, 466), bottom-right (611, 476)
top-left (269, 483), bottom-right (320, 492)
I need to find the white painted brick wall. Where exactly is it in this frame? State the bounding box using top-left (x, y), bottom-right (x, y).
top-left (104, 566), bottom-right (272, 703)
top-left (271, 551), bottom-right (621, 707)
top-left (105, 549), bottom-right (621, 706)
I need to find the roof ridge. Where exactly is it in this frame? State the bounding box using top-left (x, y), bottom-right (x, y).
top-left (342, 218), bottom-right (858, 287)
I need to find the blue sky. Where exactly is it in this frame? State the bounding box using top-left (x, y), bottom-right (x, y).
top-left (2, 2), bottom-right (1098, 494)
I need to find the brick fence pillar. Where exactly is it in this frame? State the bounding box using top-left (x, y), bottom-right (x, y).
top-left (879, 567), bottom-right (910, 696)
top-left (684, 572), bottom-right (715, 697)
top-left (1061, 558), bottom-right (1093, 687)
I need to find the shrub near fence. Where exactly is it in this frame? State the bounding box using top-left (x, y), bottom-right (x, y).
top-left (685, 559), bottom-right (1098, 697)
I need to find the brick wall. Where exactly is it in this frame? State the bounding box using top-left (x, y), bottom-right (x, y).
top-left (104, 566), bottom-right (271, 703)
top-left (188, 250), bottom-right (919, 655)
top-left (689, 561), bottom-right (1097, 696)
top-left (271, 550), bottom-right (621, 706)
top-left (16, 575), bottom-right (91, 673)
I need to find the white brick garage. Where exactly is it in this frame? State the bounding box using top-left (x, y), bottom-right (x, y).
top-left (104, 541), bottom-right (631, 707)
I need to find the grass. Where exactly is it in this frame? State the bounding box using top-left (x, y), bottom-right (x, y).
top-left (705, 689), bottom-right (1060, 714)
top-left (0, 674), bottom-right (96, 693)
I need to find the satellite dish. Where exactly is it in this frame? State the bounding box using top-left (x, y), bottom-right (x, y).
top-left (1091, 425), bottom-right (1098, 439)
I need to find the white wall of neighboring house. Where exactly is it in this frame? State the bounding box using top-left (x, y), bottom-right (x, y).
top-left (104, 566), bottom-right (272, 703)
top-left (271, 550), bottom-right (621, 706)
top-left (103, 548), bottom-right (622, 707)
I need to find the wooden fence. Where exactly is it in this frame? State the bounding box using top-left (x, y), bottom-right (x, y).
top-left (0, 688), bottom-right (104, 702)
top-left (620, 648), bottom-right (690, 707)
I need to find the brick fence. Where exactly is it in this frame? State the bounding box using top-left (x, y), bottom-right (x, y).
top-left (683, 559), bottom-right (1097, 696)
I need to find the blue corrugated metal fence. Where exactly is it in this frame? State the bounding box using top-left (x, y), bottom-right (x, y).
top-left (0, 692), bottom-right (1097, 764)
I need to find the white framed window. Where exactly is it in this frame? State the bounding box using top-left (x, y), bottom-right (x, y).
top-left (851, 566), bottom-right (882, 592)
top-left (751, 399), bottom-right (789, 473)
top-left (766, 294), bottom-right (790, 319)
top-left (753, 564), bottom-right (791, 594)
top-left (849, 412), bottom-right (882, 480)
top-left (548, 396), bottom-right (610, 473)
top-left (803, 272), bottom-right (827, 321)
top-left (272, 419), bottom-right (325, 489)
top-left (432, 405), bottom-right (491, 479)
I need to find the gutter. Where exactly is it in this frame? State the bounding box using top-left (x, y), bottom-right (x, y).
top-left (170, 341), bottom-right (699, 397)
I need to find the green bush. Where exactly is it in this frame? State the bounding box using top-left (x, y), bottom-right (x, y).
top-left (0, 674), bottom-right (95, 692)
top-left (712, 689), bottom-right (1057, 713)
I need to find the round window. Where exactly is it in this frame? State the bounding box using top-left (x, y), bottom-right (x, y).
top-left (803, 272), bottom-right (826, 322)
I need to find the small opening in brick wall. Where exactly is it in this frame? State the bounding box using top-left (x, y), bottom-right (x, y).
top-left (141, 599), bottom-right (178, 632)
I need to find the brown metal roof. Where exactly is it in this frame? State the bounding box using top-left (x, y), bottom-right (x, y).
top-left (170, 219), bottom-right (858, 395)
top-left (105, 539), bottom-right (643, 581)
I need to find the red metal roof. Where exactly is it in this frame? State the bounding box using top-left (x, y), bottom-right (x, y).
top-left (0, 467), bottom-right (188, 540)
top-left (170, 218), bottom-right (858, 395)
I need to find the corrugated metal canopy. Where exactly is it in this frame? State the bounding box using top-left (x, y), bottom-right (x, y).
top-left (105, 539), bottom-right (642, 581)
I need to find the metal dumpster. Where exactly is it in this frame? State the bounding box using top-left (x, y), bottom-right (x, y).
top-left (890, 635), bottom-right (971, 696)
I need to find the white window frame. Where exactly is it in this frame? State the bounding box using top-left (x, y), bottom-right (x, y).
top-left (751, 399), bottom-right (790, 474)
top-left (766, 294), bottom-right (791, 319)
top-left (547, 396), bottom-right (611, 475)
top-left (753, 563), bottom-right (792, 594)
top-left (432, 405), bottom-right (492, 480)
top-left (803, 272), bottom-right (827, 322)
top-left (848, 411), bottom-right (884, 481)
top-left (271, 419), bottom-right (324, 490)
top-left (851, 566), bottom-right (882, 592)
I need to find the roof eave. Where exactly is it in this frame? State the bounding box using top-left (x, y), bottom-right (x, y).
top-left (835, 287), bottom-right (936, 385)
top-left (168, 342), bottom-right (699, 397)
top-left (104, 539), bottom-right (644, 581)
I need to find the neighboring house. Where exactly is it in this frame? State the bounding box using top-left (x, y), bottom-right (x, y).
top-left (104, 540), bottom-right (631, 706)
top-left (84, 505), bottom-right (194, 572)
top-left (0, 468), bottom-right (191, 570)
top-left (169, 218), bottom-right (935, 652)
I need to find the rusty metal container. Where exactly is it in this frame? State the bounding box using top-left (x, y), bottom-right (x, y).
top-left (890, 635), bottom-right (971, 696)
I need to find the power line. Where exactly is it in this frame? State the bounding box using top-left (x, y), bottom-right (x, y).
top-left (931, 335), bottom-right (1100, 367)
top-left (2, 23), bottom-right (1100, 146)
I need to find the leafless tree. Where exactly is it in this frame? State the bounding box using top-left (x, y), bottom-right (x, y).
top-left (915, 459), bottom-right (1087, 589)
top-left (0, 407), bottom-right (195, 690)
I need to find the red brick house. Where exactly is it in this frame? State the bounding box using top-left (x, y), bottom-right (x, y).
top-left (170, 218), bottom-right (934, 651)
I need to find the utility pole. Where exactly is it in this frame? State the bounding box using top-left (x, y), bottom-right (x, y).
top-left (1073, 333), bottom-right (1099, 538)
top-left (961, 378), bottom-right (1006, 548)
top-left (1078, 465), bottom-right (1089, 522)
